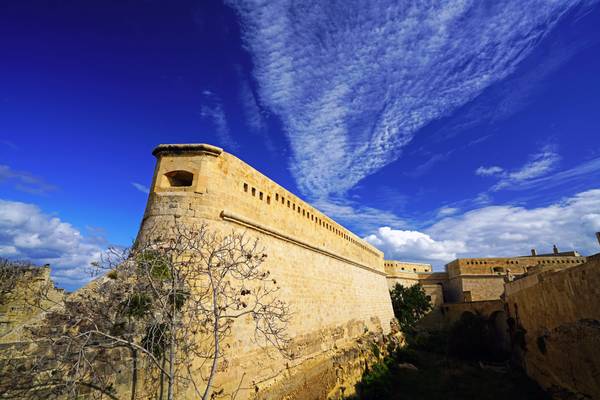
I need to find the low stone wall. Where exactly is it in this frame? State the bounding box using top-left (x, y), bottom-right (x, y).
top-left (0, 266), bottom-right (64, 339)
top-left (505, 255), bottom-right (600, 399)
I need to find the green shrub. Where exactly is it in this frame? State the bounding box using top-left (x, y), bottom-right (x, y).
top-left (389, 283), bottom-right (432, 334)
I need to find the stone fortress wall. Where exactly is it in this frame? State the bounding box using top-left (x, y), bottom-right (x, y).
top-left (504, 254), bottom-right (600, 399)
top-left (444, 251), bottom-right (586, 303)
top-left (387, 247), bottom-right (589, 330)
top-left (137, 144), bottom-right (395, 398)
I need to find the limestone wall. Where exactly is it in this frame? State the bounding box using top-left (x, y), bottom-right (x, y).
top-left (505, 255), bottom-right (600, 399)
top-left (137, 144), bottom-right (395, 398)
top-left (444, 255), bottom-right (586, 303)
top-left (384, 260), bottom-right (432, 274)
top-left (0, 266), bottom-right (64, 338)
top-left (446, 256), bottom-right (586, 278)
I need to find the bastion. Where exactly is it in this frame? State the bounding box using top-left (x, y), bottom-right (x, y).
top-left (136, 143), bottom-right (395, 398)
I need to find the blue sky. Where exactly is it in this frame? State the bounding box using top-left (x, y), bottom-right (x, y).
top-left (1, 0), bottom-right (600, 289)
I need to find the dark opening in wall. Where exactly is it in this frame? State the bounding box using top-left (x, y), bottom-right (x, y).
top-left (165, 170), bottom-right (193, 187)
top-left (243, 183), bottom-right (248, 192)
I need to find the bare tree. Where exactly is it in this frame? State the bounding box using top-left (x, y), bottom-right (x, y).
top-left (1, 223), bottom-right (291, 400)
top-left (113, 222), bottom-right (292, 399)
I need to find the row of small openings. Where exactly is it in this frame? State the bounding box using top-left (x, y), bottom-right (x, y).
top-left (384, 262), bottom-right (428, 273)
top-left (539, 258), bottom-right (580, 264)
top-left (466, 260), bottom-right (518, 265)
top-left (243, 182), bottom-right (377, 255)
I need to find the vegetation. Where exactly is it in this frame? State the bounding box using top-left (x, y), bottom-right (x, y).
top-left (0, 223), bottom-right (291, 400)
top-left (348, 308), bottom-right (545, 400)
top-left (349, 335), bottom-right (548, 400)
top-left (389, 283), bottom-right (432, 334)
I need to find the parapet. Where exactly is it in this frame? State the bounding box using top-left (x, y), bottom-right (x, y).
top-left (141, 143), bottom-right (384, 271)
top-left (384, 260), bottom-right (432, 274)
top-left (152, 143), bottom-right (223, 158)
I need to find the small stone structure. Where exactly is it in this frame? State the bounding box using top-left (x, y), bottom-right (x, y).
top-left (136, 143), bottom-right (395, 398)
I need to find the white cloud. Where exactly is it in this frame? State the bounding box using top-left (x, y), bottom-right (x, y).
top-left (0, 199), bottom-right (104, 288)
top-left (365, 227), bottom-right (466, 263)
top-left (366, 189), bottom-right (600, 268)
top-left (131, 182), bottom-right (150, 194)
top-left (475, 166), bottom-right (504, 177)
top-left (227, 0), bottom-right (595, 198)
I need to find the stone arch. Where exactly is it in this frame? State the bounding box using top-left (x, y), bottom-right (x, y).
top-left (489, 310), bottom-right (511, 355)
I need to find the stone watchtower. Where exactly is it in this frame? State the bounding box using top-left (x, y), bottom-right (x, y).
top-left (136, 143), bottom-right (224, 244)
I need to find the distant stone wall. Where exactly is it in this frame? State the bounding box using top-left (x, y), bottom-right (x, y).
top-left (505, 255), bottom-right (600, 399)
top-left (446, 256), bottom-right (586, 278)
top-left (444, 255), bottom-right (586, 303)
top-left (384, 260), bottom-right (432, 275)
top-left (137, 144), bottom-right (395, 399)
top-left (0, 266), bottom-right (64, 338)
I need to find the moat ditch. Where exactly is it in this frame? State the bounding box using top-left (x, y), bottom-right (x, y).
top-left (346, 347), bottom-right (548, 400)
top-left (345, 327), bottom-right (549, 400)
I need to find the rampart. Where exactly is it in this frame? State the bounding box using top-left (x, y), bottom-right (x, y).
top-left (504, 254), bottom-right (600, 398)
top-left (445, 255), bottom-right (586, 303)
top-left (136, 144), bottom-right (395, 398)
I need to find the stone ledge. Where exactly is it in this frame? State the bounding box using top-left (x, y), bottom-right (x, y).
top-left (152, 143), bottom-right (223, 157)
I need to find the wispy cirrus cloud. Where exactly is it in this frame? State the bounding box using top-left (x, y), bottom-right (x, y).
top-left (0, 164), bottom-right (58, 195)
top-left (227, 0), bottom-right (596, 198)
top-left (475, 166), bottom-right (504, 177)
top-left (238, 77), bottom-right (276, 154)
top-left (476, 145), bottom-right (561, 191)
top-left (131, 182), bottom-right (149, 194)
top-left (313, 198), bottom-right (407, 235)
top-left (495, 155), bottom-right (600, 193)
top-left (200, 91), bottom-right (239, 151)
